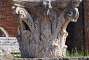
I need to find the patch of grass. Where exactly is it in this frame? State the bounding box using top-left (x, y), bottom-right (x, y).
top-left (66, 49), bottom-right (89, 57)
top-left (11, 48), bottom-right (89, 58)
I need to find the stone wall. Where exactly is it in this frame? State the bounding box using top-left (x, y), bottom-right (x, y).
top-left (0, 37), bottom-right (20, 53)
top-left (0, 37), bottom-right (19, 60)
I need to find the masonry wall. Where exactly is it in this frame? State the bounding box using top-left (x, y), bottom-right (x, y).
top-left (0, 0), bottom-right (18, 37)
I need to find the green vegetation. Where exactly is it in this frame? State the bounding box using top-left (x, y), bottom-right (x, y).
top-left (11, 49), bottom-right (89, 58)
top-left (66, 49), bottom-right (89, 57)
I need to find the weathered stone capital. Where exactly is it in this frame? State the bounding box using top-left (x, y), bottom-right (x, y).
top-left (12, 0), bottom-right (82, 58)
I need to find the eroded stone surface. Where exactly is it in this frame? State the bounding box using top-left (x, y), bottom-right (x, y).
top-left (13, 0), bottom-right (81, 58)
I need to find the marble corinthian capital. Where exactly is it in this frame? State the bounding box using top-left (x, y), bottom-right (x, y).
top-left (13, 0), bottom-right (82, 58)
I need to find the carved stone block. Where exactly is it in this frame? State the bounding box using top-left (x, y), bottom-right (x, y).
top-left (13, 0), bottom-right (81, 58)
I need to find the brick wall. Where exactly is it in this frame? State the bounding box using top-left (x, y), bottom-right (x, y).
top-left (0, 0), bottom-right (18, 37)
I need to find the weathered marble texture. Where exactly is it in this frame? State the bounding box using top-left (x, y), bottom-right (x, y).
top-left (13, 0), bottom-right (81, 58)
